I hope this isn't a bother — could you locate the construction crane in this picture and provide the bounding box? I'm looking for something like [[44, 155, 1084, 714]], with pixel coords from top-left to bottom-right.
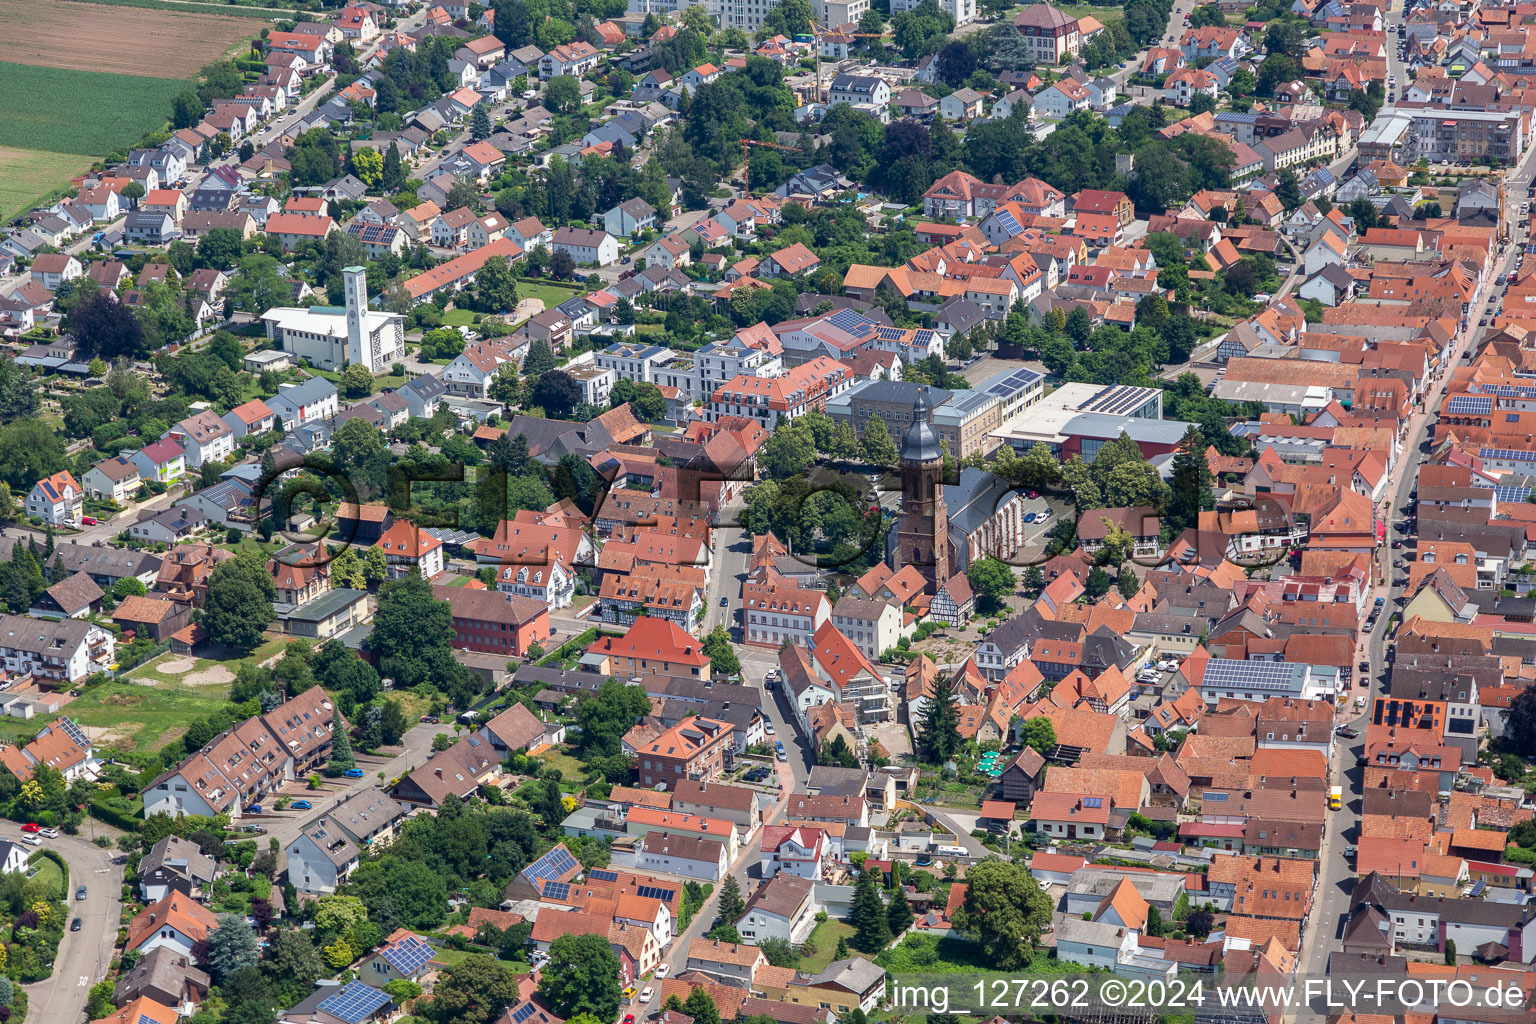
[[741, 138, 801, 197], [808, 18, 893, 103]]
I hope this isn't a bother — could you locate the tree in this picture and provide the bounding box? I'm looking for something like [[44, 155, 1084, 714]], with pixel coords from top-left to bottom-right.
[[430, 954, 521, 1024], [759, 937, 800, 968], [849, 869, 891, 952], [546, 75, 583, 114], [207, 913, 260, 983], [1145, 905, 1164, 937], [112, 577, 147, 600], [1186, 907, 1214, 940], [475, 255, 518, 312], [951, 859, 1053, 970], [834, 935, 851, 960], [717, 875, 746, 922], [966, 557, 1014, 613], [71, 291, 146, 360], [538, 933, 622, 1021], [339, 362, 374, 399], [887, 882, 914, 936], [1505, 686, 1536, 756], [530, 371, 581, 419], [202, 549, 276, 651], [329, 417, 391, 496], [327, 710, 354, 772], [549, 249, 577, 280], [382, 143, 406, 193], [85, 980, 115, 1020], [1084, 565, 1110, 599], [472, 103, 493, 140], [1021, 716, 1055, 756], [683, 988, 720, 1024], [919, 672, 961, 765], [172, 91, 203, 129], [701, 625, 739, 676], [364, 572, 468, 697], [198, 227, 246, 270], [860, 418, 897, 466], [819, 734, 859, 769], [1445, 938, 1457, 965], [1167, 425, 1214, 537], [352, 146, 384, 187]]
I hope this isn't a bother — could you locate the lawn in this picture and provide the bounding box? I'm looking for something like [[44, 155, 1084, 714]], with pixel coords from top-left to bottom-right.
[[0, 147, 92, 224], [535, 747, 590, 781], [801, 917, 860, 973], [441, 308, 479, 327], [26, 856, 63, 900], [519, 281, 582, 309], [0, 61, 188, 157], [51, 678, 235, 754]]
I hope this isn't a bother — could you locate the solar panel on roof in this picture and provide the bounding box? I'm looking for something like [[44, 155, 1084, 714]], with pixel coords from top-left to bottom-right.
[[382, 935, 435, 976], [590, 869, 619, 881], [1202, 658, 1299, 691], [826, 308, 871, 333], [636, 884, 677, 901], [526, 845, 578, 881], [513, 1003, 540, 1024], [1496, 485, 1535, 502], [1447, 395, 1493, 415], [542, 880, 571, 900], [1082, 797, 1103, 807], [318, 982, 391, 1024]]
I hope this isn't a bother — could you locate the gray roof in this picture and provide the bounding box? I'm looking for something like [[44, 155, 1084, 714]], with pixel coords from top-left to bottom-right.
[[118, 946, 210, 1004], [284, 588, 368, 624], [806, 765, 872, 798], [397, 374, 447, 401], [947, 467, 1022, 539], [804, 957, 886, 993], [327, 789, 405, 839], [141, 834, 218, 885], [900, 393, 942, 463], [268, 376, 339, 416], [50, 543, 161, 580], [298, 818, 360, 867]]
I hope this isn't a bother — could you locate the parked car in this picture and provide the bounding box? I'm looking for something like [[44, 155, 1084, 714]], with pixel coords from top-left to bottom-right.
[[76, 886, 86, 901], [19, 824, 39, 834], [18, 835, 40, 847], [247, 805, 262, 814], [656, 964, 670, 978], [291, 800, 313, 810], [39, 828, 58, 839], [765, 723, 775, 734], [71, 918, 81, 931], [640, 988, 654, 1004], [81, 516, 98, 526], [343, 768, 366, 778]]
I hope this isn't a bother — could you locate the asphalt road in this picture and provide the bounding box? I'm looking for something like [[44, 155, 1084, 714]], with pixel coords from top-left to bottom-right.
[[0, 826, 123, 1024], [1297, 121, 1536, 978]]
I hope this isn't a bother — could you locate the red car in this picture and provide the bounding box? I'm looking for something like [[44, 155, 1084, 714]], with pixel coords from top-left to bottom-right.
[[624, 1016, 635, 1023], [81, 516, 98, 526], [20, 824, 39, 834]]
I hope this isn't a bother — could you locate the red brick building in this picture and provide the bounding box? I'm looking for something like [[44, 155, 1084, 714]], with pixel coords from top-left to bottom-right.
[[431, 583, 550, 657]]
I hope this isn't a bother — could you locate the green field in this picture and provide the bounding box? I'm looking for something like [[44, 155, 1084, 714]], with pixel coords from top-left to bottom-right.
[[519, 281, 583, 309], [0, 61, 189, 156], [50, 0, 286, 17], [0, 147, 92, 224]]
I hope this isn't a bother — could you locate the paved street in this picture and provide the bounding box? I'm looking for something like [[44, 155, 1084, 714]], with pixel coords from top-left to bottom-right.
[[1298, 107, 1536, 976], [0, 826, 124, 1024], [252, 720, 446, 849]]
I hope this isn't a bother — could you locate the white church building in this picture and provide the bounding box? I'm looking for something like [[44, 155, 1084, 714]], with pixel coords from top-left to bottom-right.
[[260, 266, 405, 373]]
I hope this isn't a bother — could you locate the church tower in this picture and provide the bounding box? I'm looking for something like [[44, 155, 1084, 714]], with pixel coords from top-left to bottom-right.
[[895, 393, 949, 594]]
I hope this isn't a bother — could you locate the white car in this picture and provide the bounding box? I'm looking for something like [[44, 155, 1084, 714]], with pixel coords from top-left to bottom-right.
[[765, 723, 775, 735], [655, 964, 670, 979], [17, 835, 39, 847], [38, 828, 58, 839], [639, 988, 654, 1003]]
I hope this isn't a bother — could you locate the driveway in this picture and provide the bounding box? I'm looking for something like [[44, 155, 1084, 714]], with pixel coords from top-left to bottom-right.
[[0, 826, 123, 1024]]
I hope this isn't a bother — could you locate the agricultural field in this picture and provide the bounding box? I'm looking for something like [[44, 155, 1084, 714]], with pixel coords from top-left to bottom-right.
[[0, 147, 92, 224], [0, 63, 189, 157], [0, 0, 257, 220], [0, 0, 256, 76]]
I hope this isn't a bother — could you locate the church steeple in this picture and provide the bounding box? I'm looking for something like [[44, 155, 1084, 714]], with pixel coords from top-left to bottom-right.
[[895, 392, 949, 594]]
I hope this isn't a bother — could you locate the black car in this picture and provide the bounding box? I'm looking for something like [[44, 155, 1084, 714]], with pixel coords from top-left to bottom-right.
[[70, 918, 81, 932], [720, 597, 729, 607]]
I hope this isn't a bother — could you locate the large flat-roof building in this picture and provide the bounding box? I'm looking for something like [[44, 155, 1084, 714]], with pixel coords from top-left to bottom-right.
[[991, 382, 1180, 460]]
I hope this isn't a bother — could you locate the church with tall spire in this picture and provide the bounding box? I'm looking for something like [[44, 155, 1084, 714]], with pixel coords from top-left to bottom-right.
[[894, 394, 949, 594]]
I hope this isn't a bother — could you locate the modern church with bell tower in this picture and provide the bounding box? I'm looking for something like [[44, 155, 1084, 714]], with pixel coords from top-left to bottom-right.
[[895, 394, 950, 594]]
